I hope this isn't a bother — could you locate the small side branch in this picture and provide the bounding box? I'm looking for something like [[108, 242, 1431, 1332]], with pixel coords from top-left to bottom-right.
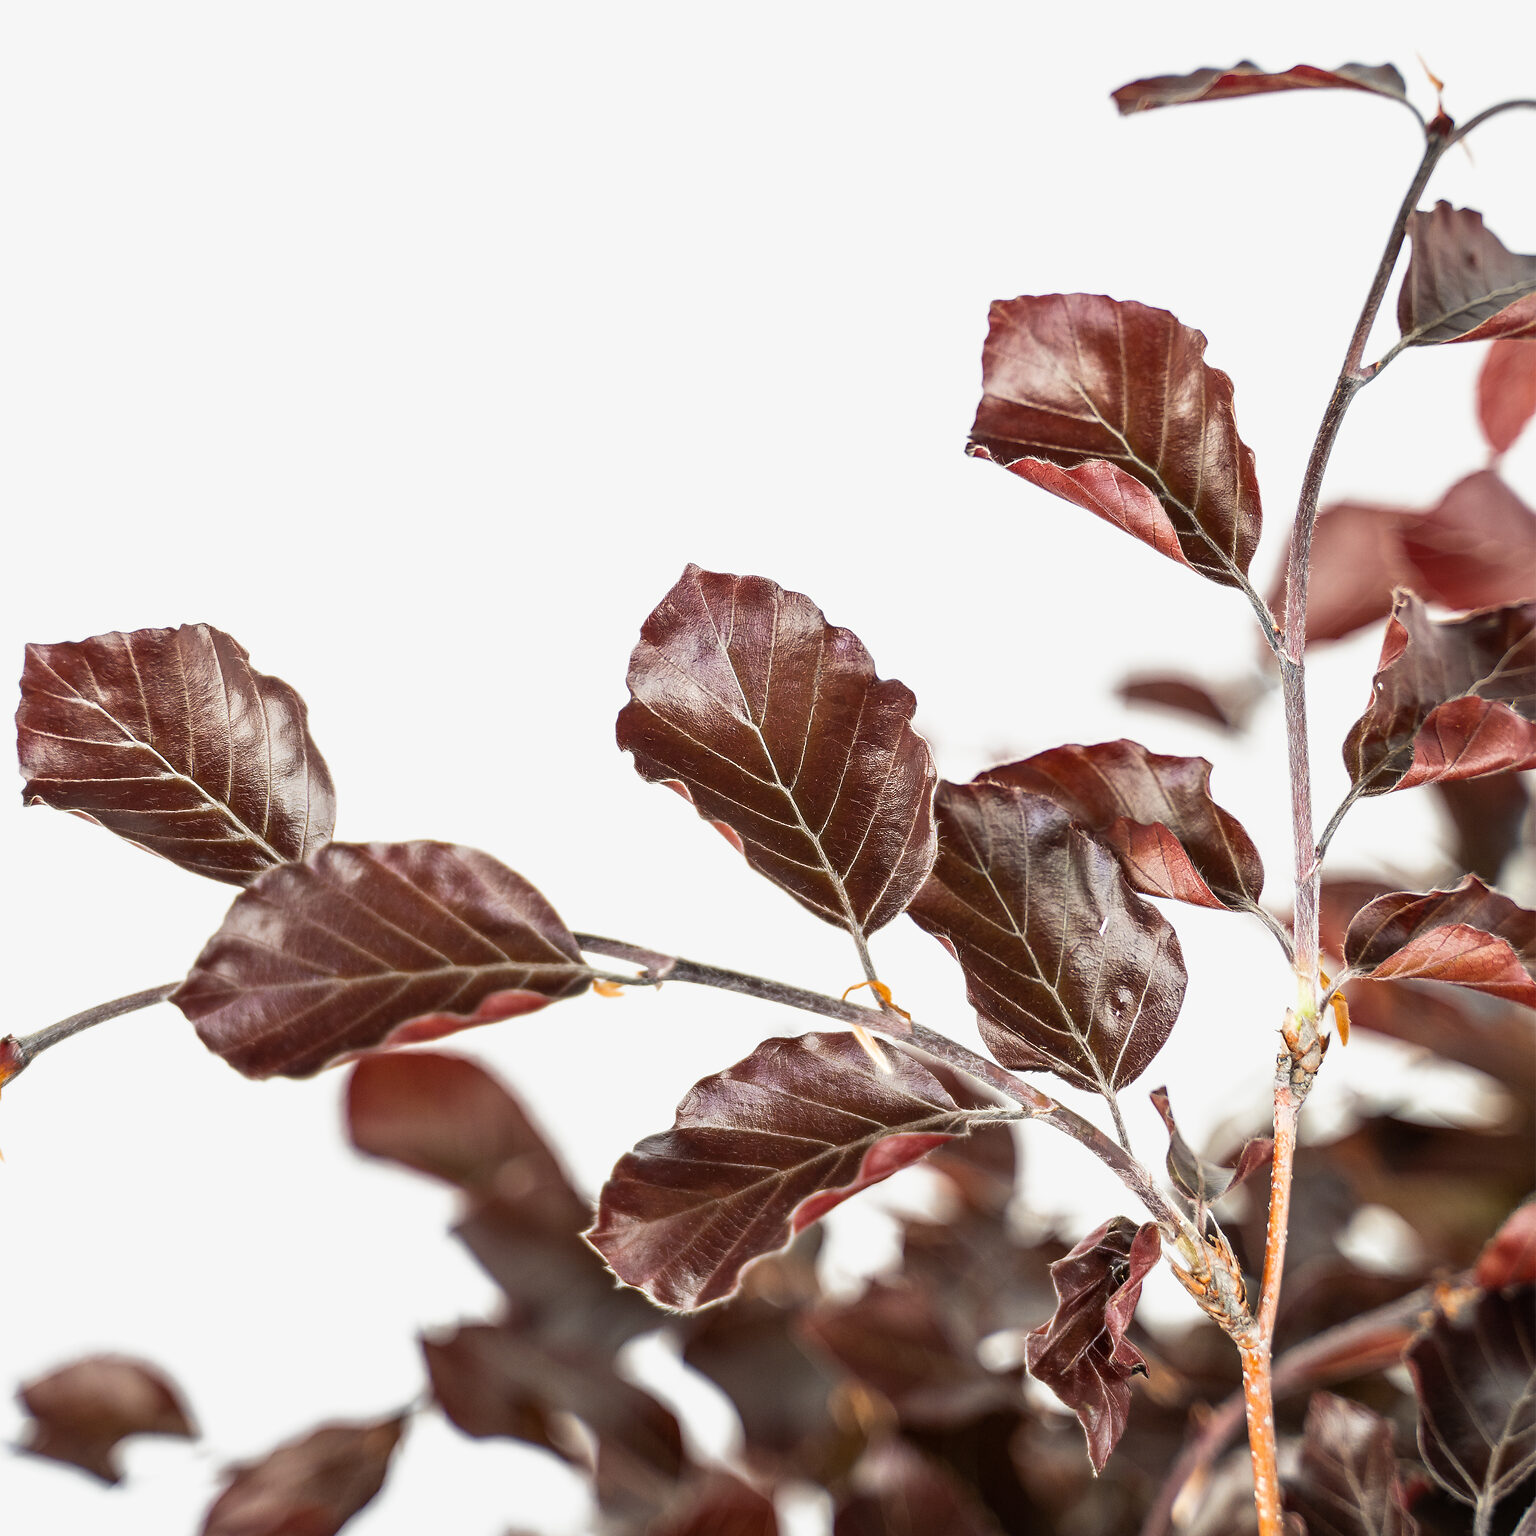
[[3, 984, 180, 1081]]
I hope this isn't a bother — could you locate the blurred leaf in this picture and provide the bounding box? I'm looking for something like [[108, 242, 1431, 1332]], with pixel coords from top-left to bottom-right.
[[1401, 473, 1536, 614], [1286, 1393, 1418, 1536], [1408, 1288, 1536, 1518], [17, 624, 335, 886], [1116, 675, 1249, 731], [1397, 205, 1536, 346], [909, 781, 1186, 1097], [1435, 770, 1531, 885], [589, 1033, 999, 1310], [1476, 1202, 1536, 1291], [201, 1417, 403, 1536], [967, 294, 1262, 588], [617, 565, 936, 940], [835, 1438, 1006, 1535], [1024, 1217, 1161, 1473], [1113, 61, 1408, 113], [172, 841, 592, 1078], [1479, 341, 1536, 457], [1343, 594, 1536, 796], [1343, 876, 1536, 1006], [978, 740, 1263, 910], [17, 1356, 195, 1484], [1285, 500, 1415, 644], [1149, 1086, 1272, 1205], [647, 1471, 780, 1536]]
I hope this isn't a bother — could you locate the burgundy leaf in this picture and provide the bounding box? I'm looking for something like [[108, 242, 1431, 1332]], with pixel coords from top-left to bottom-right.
[[200, 1416, 404, 1536], [1407, 1288, 1536, 1517], [17, 624, 335, 886], [618, 565, 936, 939], [1437, 770, 1533, 884], [346, 1052, 587, 1229], [1113, 62, 1408, 114], [1397, 204, 1536, 346], [1343, 876, 1536, 1006], [650, 1471, 780, 1536], [1477, 1203, 1536, 1292], [1401, 473, 1536, 614], [1319, 878, 1398, 961], [1285, 500, 1415, 643], [967, 294, 1262, 588], [908, 781, 1186, 1097], [1286, 1393, 1418, 1536], [587, 1032, 999, 1310], [17, 1356, 195, 1484], [1343, 594, 1536, 796], [173, 841, 592, 1079], [1023, 1217, 1162, 1473], [1149, 1086, 1272, 1205], [1479, 341, 1536, 457], [977, 740, 1263, 911], [834, 1439, 1006, 1536], [1116, 674, 1247, 731]]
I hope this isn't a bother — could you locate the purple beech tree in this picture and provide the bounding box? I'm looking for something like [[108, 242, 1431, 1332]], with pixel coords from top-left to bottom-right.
[[5, 59, 1536, 1536]]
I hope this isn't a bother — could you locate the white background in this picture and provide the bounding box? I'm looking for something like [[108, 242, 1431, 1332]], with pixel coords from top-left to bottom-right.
[[1, 3, 1531, 1532]]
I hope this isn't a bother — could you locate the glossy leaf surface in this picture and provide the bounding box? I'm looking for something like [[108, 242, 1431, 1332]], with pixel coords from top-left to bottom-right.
[[618, 565, 936, 938], [1479, 340, 1536, 456], [1408, 1288, 1536, 1515], [17, 624, 335, 885], [978, 740, 1263, 910], [200, 1417, 404, 1536], [909, 781, 1186, 1097], [1112, 61, 1407, 114], [1149, 1086, 1271, 1205], [1287, 1393, 1418, 1536], [1343, 877, 1536, 1006], [968, 294, 1261, 587], [17, 1356, 195, 1484], [588, 1032, 995, 1310], [1343, 594, 1536, 796], [173, 840, 592, 1078], [1023, 1217, 1161, 1473], [1397, 205, 1536, 345]]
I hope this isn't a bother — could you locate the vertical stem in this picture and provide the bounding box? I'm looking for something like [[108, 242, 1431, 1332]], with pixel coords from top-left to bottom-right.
[[1240, 1341, 1284, 1536]]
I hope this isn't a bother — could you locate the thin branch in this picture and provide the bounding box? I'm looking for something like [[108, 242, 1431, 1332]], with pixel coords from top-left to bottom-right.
[[1314, 783, 1365, 869], [1247, 902, 1297, 962], [3, 984, 179, 1079], [1449, 98, 1536, 145]]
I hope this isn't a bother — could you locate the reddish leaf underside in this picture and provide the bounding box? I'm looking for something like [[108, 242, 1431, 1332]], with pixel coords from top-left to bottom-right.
[[17, 1356, 195, 1484], [1397, 204, 1536, 346], [1112, 61, 1408, 114], [1286, 1393, 1418, 1536], [1343, 876, 1536, 1007], [172, 840, 592, 1078], [977, 740, 1263, 910], [618, 565, 937, 939], [17, 623, 335, 886], [1479, 340, 1536, 456], [200, 1417, 404, 1536], [1343, 593, 1536, 796], [587, 1032, 996, 1310], [908, 781, 1186, 1098], [967, 294, 1261, 588], [1023, 1217, 1161, 1473]]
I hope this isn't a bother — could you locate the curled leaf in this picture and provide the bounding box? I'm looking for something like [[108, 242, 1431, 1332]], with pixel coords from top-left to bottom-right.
[[17, 624, 335, 886], [968, 294, 1262, 588], [1113, 62, 1408, 114], [1024, 1217, 1162, 1473], [618, 565, 937, 939], [1149, 1086, 1272, 1204], [1397, 204, 1536, 346], [588, 1032, 1000, 1310], [173, 841, 593, 1078], [908, 781, 1186, 1098], [1343, 876, 1536, 1007]]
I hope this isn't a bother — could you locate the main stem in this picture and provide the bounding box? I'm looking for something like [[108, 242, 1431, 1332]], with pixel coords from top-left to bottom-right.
[[1246, 123, 1451, 1536]]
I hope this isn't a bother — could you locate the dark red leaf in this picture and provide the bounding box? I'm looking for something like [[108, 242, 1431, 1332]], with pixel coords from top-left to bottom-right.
[[345, 1052, 585, 1228], [1407, 1288, 1536, 1517], [977, 740, 1263, 911], [1343, 594, 1536, 796], [650, 1471, 780, 1536], [1479, 341, 1536, 457], [967, 294, 1262, 588], [200, 1416, 404, 1536], [1397, 204, 1536, 346], [1286, 500, 1415, 643], [1435, 771, 1532, 883], [172, 840, 593, 1079], [1286, 1393, 1418, 1536], [908, 781, 1186, 1098], [618, 566, 937, 940], [1113, 62, 1408, 114], [1116, 675, 1247, 731], [1149, 1086, 1272, 1205], [1319, 879, 1397, 960], [1477, 1202, 1536, 1292], [1401, 472, 1536, 613], [17, 1356, 195, 1484], [1343, 876, 1536, 1006], [1023, 1217, 1161, 1473], [588, 1032, 1000, 1310], [17, 624, 335, 886], [834, 1439, 1006, 1536]]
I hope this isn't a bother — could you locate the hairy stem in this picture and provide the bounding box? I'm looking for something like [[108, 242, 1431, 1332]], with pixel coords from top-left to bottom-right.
[[2, 984, 179, 1080]]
